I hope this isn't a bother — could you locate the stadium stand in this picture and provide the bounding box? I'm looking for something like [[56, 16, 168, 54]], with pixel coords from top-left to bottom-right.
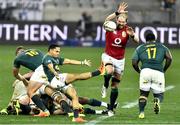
[[42, 0, 178, 24], [0, 0, 179, 24]]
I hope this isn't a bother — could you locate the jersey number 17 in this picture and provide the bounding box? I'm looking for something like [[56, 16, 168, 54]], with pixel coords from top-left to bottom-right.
[[146, 47, 157, 59]]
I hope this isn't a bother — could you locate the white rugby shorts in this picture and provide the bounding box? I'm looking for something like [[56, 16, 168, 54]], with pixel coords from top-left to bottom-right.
[[139, 68, 165, 94], [30, 65, 48, 84], [50, 73, 72, 92], [101, 53, 125, 75]]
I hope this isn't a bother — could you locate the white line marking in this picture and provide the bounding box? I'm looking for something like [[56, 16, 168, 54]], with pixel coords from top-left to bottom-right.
[[85, 85, 175, 125], [121, 100, 138, 109], [165, 85, 175, 91], [85, 116, 111, 125], [121, 85, 175, 109]]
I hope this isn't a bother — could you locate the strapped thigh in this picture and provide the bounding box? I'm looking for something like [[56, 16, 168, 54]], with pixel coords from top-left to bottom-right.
[[105, 63, 113, 66]]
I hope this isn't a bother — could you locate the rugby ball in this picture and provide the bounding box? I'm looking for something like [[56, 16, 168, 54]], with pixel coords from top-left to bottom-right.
[[103, 21, 116, 32]]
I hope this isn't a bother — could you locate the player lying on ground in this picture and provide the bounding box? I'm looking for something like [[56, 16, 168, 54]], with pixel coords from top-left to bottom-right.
[[0, 80, 114, 116], [13, 46, 72, 117]]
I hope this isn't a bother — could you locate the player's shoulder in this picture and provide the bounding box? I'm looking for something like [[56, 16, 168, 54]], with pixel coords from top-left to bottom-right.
[[43, 54, 54, 61], [26, 49, 43, 53], [156, 42, 169, 50], [43, 54, 50, 59], [15, 50, 26, 59], [42, 55, 53, 64], [136, 43, 145, 50]]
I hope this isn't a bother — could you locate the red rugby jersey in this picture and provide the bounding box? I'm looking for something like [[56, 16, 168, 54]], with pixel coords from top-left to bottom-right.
[[105, 25, 129, 59]]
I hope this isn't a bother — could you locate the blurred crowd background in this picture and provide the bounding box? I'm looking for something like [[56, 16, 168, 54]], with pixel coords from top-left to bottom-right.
[[0, 0, 179, 46], [0, 0, 178, 24]]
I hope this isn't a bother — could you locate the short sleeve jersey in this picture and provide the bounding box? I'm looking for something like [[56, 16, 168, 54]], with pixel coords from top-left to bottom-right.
[[105, 25, 129, 59], [13, 49, 44, 71], [42, 54, 64, 82], [132, 42, 170, 72]]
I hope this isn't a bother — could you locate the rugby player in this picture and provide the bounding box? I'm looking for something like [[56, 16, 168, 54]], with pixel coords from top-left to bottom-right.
[[42, 44, 104, 122], [132, 32, 172, 119], [13, 46, 71, 117], [101, 2, 139, 116]]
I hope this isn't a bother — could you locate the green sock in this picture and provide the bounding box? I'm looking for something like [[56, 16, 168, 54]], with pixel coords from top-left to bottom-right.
[[109, 88, 118, 110], [139, 98, 147, 113]]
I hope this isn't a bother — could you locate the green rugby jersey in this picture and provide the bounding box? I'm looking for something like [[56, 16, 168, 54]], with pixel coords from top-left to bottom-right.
[[132, 42, 170, 72], [42, 54, 64, 82], [13, 49, 44, 71]]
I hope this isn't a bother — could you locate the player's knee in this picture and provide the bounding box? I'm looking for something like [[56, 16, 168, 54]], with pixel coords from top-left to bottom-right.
[[111, 87, 118, 93], [78, 97, 89, 105], [27, 86, 38, 98], [140, 90, 149, 97], [112, 77, 120, 83], [111, 77, 120, 87], [19, 95, 30, 105], [51, 91, 63, 103], [66, 87, 78, 99], [27, 90, 33, 98], [154, 93, 163, 103], [105, 63, 114, 74], [106, 68, 114, 75], [106, 69, 113, 75], [139, 96, 147, 102]]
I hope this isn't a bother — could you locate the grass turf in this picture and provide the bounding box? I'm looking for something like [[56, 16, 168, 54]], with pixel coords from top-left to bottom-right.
[[0, 45, 179, 124]]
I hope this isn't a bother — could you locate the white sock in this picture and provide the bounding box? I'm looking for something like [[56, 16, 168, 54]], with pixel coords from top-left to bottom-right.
[[95, 110, 103, 114], [101, 102, 108, 107]]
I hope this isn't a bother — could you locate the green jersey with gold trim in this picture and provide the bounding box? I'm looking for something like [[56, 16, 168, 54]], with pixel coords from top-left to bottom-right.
[[14, 49, 44, 71], [132, 42, 170, 72], [42, 54, 64, 82]]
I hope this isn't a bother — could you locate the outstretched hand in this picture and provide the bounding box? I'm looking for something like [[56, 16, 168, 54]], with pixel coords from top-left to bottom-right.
[[117, 2, 128, 13], [82, 59, 91, 67], [126, 26, 135, 36]]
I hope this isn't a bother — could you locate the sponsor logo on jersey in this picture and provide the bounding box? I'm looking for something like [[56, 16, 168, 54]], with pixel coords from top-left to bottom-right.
[[122, 31, 126, 37], [112, 38, 122, 47]]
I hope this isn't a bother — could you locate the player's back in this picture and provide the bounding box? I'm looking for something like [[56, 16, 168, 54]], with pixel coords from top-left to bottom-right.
[[14, 49, 44, 71], [137, 42, 168, 72], [11, 80, 27, 101]]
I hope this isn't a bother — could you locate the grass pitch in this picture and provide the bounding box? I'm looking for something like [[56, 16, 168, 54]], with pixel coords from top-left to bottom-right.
[[0, 45, 179, 124]]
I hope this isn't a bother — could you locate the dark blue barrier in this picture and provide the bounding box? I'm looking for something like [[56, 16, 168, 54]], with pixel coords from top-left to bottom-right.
[[0, 21, 180, 47]]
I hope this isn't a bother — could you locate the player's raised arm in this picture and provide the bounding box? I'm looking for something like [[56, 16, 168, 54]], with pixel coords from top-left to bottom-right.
[[105, 2, 128, 21]]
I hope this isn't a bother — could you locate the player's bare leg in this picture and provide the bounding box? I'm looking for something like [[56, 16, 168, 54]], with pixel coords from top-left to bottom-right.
[[65, 68, 103, 84], [44, 85, 72, 114], [27, 81, 50, 117], [27, 81, 43, 98], [65, 86, 86, 123]]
